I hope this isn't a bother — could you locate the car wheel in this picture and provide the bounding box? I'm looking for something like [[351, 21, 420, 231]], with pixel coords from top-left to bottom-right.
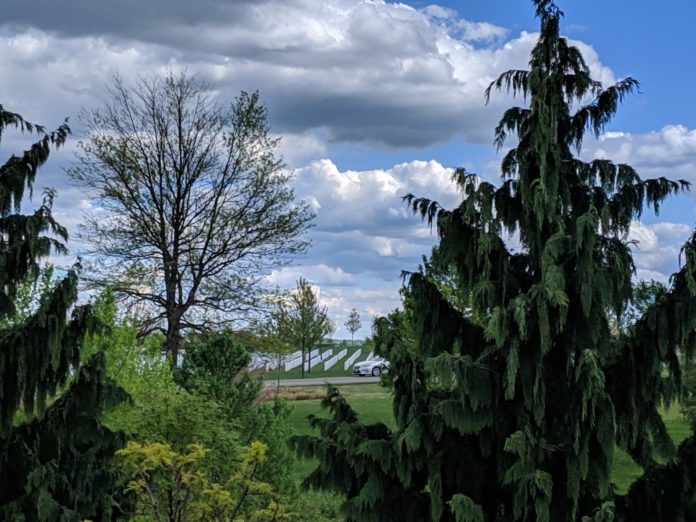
[[371, 367, 382, 377]]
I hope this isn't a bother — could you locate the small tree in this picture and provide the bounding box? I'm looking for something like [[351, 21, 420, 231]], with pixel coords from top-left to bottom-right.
[[71, 71, 314, 365], [326, 318, 337, 343], [276, 278, 333, 378], [261, 300, 300, 391], [0, 107, 125, 518], [344, 308, 362, 346], [118, 440, 290, 522], [174, 332, 262, 418]]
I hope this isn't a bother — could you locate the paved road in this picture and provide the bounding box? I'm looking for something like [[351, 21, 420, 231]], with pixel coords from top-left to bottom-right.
[[264, 376, 380, 387]]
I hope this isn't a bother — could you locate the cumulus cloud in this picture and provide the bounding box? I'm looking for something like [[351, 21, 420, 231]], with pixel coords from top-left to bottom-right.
[[588, 125, 696, 186], [266, 264, 356, 288], [0, 0, 615, 148], [628, 221, 693, 282], [292, 158, 460, 232], [0, 0, 651, 337], [274, 131, 327, 167]]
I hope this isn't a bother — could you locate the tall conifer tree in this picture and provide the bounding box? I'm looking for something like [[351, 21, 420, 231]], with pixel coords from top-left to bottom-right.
[[0, 107, 125, 520], [292, 2, 696, 520]]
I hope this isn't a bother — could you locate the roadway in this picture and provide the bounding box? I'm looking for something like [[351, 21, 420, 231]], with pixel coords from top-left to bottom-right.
[[264, 376, 380, 387]]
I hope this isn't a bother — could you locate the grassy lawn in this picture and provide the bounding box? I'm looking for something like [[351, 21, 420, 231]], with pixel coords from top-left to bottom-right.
[[612, 403, 691, 493], [287, 385, 692, 493]]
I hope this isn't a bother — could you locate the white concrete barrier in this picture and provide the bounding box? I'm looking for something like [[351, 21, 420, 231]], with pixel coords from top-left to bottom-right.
[[283, 350, 301, 362], [284, 356, 302, 371], [319, 349, 333, 360], [304, 355, 322, 371], [343, 349, 363, 371], [323, 348, 347, 371]]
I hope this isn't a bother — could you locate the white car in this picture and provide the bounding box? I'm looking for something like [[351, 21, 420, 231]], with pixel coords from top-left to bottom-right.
[[353, 357, 389, 377]]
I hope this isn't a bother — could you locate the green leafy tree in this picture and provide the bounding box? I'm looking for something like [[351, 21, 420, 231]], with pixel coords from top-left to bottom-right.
[[174, 331, 262, 418], [0, 264, 55, 328], [616, 279, 667, 331], [118, 440, 290, 521], [174, 329, 297, 496], [345, 308, 362, 346], [292, 2, 696, 520], [276, 278, 333, 378], [0, 107, 125, 519], [256, 307, 296, 391], [239, 399, 297, 497]]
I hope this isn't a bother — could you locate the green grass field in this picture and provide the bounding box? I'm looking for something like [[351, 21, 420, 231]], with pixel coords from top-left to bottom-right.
[[287, 384, 691, 493]]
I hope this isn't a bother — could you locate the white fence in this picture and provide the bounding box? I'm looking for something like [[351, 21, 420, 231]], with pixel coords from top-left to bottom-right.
[[319, 349, 333, 361], [343, 349, 363, 371], [323, 348, 347, 371]]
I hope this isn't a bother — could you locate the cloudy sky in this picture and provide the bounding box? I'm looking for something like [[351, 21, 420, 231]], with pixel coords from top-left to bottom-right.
[[2, 0, 696, 337]]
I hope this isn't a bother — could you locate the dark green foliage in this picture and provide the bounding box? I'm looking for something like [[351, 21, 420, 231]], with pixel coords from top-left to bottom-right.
[[0, 106, 125, 520], [292, 2, 696, 520], [683, 347, 696, 431], [0, 354, 127, 521], [175, 331, 262, 418]]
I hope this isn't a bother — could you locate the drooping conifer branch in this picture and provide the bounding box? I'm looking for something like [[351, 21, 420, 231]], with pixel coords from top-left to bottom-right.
[[0, 105, 125, 518], [292, 1, 696, 520]]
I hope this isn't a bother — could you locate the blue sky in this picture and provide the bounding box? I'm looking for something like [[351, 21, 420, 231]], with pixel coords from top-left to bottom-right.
[[2, 0, 695, 337]]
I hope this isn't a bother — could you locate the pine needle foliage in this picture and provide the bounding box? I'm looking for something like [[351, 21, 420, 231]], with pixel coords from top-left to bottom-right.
[[0, 106, 125, 520], [291, 2, 696, 520]]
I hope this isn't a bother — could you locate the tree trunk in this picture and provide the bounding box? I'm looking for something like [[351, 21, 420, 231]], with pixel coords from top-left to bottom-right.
[[301, 347, 305, 379], [277, 353, 281, 393], [165, 314, 182, 368]]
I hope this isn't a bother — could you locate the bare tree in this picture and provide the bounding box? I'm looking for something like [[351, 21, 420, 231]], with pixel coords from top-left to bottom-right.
[[344, 308, 362, 346], [70, 72, 313, 365]]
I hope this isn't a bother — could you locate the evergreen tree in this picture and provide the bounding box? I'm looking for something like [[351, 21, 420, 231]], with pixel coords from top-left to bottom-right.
[[174, 331, 262, 418], [0, 107, 125, 520], [292, 2, 696, 520]]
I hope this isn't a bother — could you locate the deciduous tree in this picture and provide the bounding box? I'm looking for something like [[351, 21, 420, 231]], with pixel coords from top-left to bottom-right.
[[71, 72, 313, 365], [276, 278, 333, 378], [345, 308, 362, 346]]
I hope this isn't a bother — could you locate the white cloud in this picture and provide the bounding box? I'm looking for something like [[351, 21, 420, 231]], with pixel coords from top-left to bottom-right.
[[274, 131, 327, 168], [628, 220, 693, 281], [266, 264, 356, 287], [589, 125, 696, 185], [0, 0, 616, 148], [293, 158, 459, 233]]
